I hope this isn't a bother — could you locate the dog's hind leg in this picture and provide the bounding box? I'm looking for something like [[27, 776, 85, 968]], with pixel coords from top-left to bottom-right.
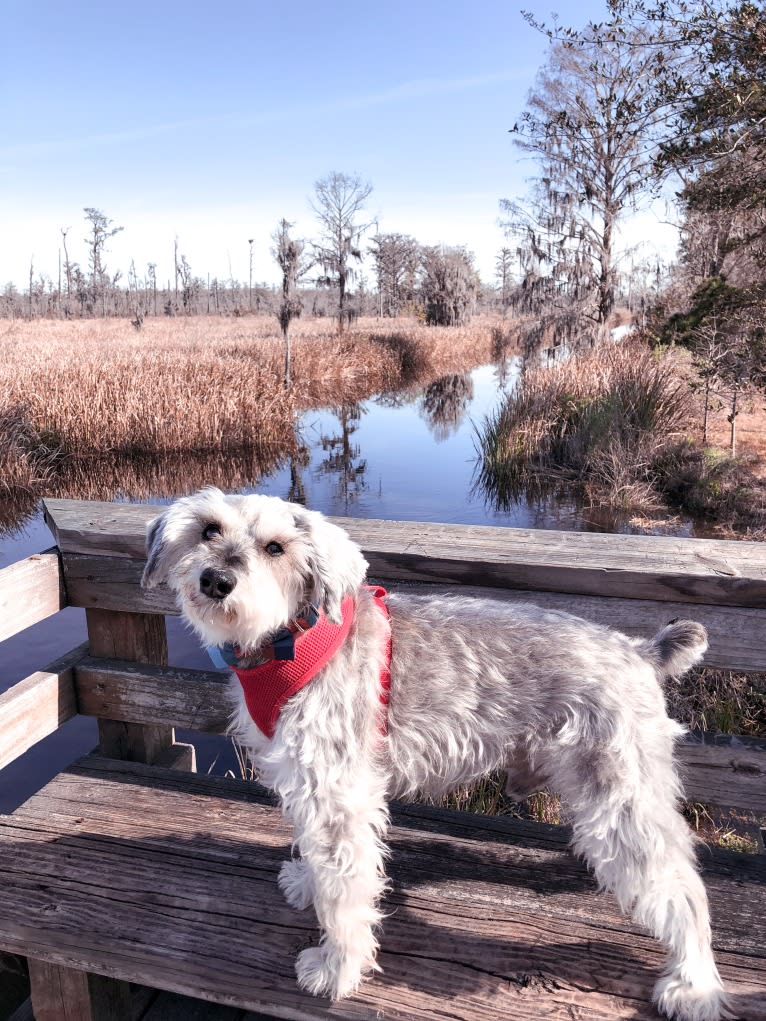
[[552, 729, 731, 1021], [287, 764, 390, 1000]]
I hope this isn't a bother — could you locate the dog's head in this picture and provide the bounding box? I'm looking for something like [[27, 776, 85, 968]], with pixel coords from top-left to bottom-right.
[[140, 487, 368, 650]]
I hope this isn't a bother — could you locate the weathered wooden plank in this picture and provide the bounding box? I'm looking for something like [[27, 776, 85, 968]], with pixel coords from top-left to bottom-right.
[[43, 500, 160, 560], [0, 757, 763, 1020], [71, 657, 765, 813], [14, 978, 155, 1021], [43, 498, 766, 608], [28, 959, 133, 1021], [154, 741, 197, 773], [28, 960, 90, 1021], [63, 557, 766, 671], [0, 645, 87, 771], [74, 659, 231, 732], [85, 610, 176, 767], [62, 555, 172, 614], [0, 549, 65, 643], [680, 735, 766, 814]]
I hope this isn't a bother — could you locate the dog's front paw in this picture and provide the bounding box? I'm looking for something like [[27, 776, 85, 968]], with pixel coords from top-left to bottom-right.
[[295, 946, 367, 1000], [278, 859, 313, 911]]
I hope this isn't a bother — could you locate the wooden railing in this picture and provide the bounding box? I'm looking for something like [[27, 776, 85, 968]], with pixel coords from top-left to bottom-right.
[[0, 497, 763, 819]]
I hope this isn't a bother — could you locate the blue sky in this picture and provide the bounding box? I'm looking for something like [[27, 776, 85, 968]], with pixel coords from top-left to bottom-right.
[[2, 0, 675, 290]]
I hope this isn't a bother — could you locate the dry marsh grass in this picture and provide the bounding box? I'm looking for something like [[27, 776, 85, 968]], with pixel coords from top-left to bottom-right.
[[475, 338, 766, 537], [0, 314, 500, 499], [476, 340, 691, 511]]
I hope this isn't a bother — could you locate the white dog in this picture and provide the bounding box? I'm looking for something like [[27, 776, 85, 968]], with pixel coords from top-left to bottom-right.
[[141, 487, 731, 1021]]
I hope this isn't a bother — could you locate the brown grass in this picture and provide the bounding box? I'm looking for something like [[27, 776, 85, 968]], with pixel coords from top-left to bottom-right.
[[0, 314, 500, 501], [666, 667, 766, 738], [476, 340, 692, 511]]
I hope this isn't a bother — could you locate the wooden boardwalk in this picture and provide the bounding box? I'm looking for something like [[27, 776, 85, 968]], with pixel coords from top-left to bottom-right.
[[2, 757, 765, 1020], [0, 498, 764, 1019]]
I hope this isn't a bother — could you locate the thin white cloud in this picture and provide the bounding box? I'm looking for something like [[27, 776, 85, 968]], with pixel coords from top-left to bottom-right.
[[328, 68, 535, 113], [0, 68, 533, 162]]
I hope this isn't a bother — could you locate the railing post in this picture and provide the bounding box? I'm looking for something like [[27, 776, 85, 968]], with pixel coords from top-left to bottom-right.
[[85, 608, 194, 770], [28, 959, 133, 1021]]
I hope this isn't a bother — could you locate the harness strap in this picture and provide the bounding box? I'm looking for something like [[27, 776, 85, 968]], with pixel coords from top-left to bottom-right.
[[214, 586, 391, 740]]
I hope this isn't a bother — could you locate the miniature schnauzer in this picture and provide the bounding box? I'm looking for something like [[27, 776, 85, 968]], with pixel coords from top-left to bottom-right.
[[141, 487, 731, 1021]]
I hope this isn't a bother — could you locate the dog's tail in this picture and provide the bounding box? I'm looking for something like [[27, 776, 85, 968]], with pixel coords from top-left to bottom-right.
[[641, 619, 708, 680]]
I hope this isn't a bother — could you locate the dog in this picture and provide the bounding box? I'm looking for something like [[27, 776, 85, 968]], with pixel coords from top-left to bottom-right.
[[141, 487, 731, 1021]]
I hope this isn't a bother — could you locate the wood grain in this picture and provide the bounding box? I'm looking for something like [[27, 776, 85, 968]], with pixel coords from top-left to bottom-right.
[[71, 656, 766, 813], [679, 736, 766, 814], [85, 609, 176, 766], [28, 958, 133, 1021], [43, 498, 766, 608], [74, 658, 231, 732], [0, 645, 86, 771], [1, 757, 763, 1021], [61, 557, 766, 672], [0, 550, 65, 643]]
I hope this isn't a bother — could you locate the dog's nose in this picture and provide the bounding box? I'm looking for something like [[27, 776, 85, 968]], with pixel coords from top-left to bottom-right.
[[199, 568, 237, 600]]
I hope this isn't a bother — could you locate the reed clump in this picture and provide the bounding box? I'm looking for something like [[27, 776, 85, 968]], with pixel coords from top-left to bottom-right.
[[0, 400, 58, 497], [476, 341, 692, 512]]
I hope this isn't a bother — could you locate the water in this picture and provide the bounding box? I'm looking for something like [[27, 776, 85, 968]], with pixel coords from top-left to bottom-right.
[[0, 358, 692, 809], [256, 363, 523, 523]]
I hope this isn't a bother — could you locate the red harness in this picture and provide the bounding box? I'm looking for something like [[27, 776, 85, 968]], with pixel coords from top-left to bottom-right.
[[231, 586, 391, 739]]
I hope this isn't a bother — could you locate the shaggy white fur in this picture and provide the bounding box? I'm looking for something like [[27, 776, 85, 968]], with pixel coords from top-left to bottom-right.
[[141, 487, 732, 1020]]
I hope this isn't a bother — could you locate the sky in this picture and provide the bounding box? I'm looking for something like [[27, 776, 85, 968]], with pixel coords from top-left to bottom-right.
[[1, 0, 678, 291]]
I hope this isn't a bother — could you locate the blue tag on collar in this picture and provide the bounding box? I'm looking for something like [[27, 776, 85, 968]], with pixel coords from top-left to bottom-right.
[[207, 605, 318, 668], [272, 629, 296, 661]]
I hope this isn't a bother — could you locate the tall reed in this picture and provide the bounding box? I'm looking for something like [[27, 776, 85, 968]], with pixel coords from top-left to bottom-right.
[[475, 341, 692, 511]]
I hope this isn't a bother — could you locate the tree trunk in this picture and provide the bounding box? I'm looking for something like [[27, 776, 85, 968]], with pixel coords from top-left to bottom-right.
[[283, 323, 291, 389], [338, 265, 347, 334], [729, 388, 738, 457], [598, 206, 615, 326], [703, 377, 710, 444]]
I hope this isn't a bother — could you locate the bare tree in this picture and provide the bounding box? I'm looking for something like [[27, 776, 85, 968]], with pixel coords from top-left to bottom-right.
[[60, 227, 72, 302], [311, 172, 373, 331], [83, 208, 124, 316], [175, 251, 199, 313], [147, 263, 157, 316], [272, 218, 312, 388], [500, 31, 660, 346], [368, 233, 420, 317], [670, 276, 766, 455]]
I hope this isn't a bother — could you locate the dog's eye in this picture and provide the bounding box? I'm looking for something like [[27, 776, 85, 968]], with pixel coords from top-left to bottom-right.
[[202, 523, 221, 541], [265, 541, 284, 556]]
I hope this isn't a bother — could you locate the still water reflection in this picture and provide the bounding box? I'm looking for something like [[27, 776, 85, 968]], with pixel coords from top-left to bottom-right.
[[0, 358, 691, 809]]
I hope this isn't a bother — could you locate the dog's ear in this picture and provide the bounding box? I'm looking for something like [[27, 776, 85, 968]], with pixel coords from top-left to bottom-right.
[[141, 511, 170, 589], [295, 509, 368, 623]]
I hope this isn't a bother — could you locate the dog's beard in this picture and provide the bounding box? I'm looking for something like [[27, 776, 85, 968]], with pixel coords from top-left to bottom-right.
[[175, 568, 304, 652]]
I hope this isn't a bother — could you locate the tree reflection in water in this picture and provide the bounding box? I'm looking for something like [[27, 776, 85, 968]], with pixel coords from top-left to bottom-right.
[[316, 404, 367, 512], [419, 373, 474, 442], [0, 443, 292, 538]]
